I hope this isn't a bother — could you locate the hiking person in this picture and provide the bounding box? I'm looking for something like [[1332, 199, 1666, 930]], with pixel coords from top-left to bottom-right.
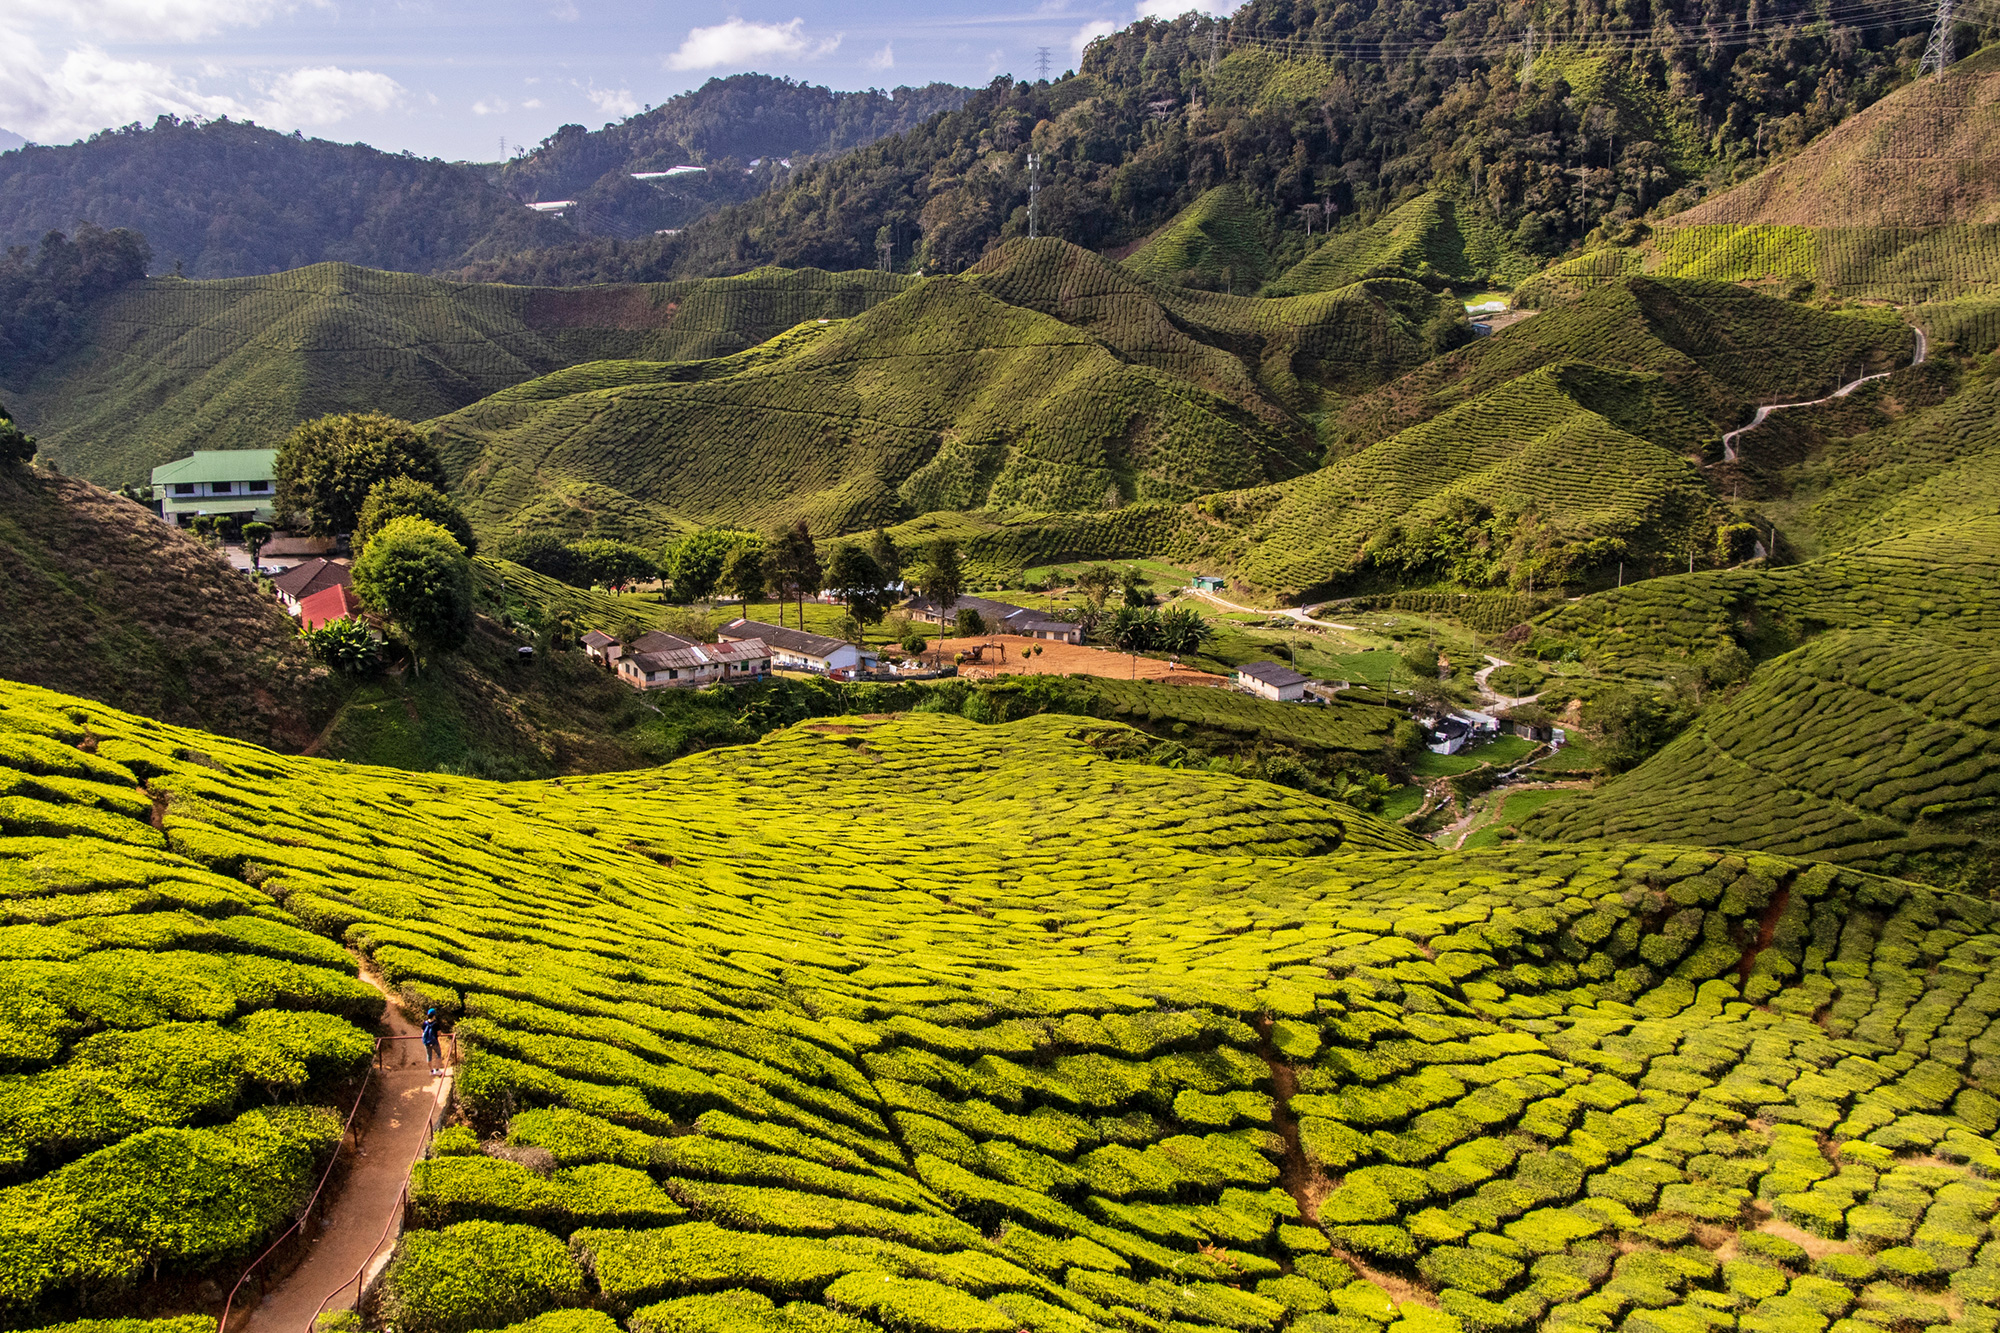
[[422, 1007, 443, 1074]]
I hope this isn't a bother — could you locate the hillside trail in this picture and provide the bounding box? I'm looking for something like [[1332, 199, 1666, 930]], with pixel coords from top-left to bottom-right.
[[234, 967, 450, 1333], [1471, 654, 1540, 711], [1721, 327, 1927, 461], [1186, 588, 1359, 631]]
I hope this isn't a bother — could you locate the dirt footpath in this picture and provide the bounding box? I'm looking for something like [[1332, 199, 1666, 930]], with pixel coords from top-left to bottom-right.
[[930, 635, 1226, 686]]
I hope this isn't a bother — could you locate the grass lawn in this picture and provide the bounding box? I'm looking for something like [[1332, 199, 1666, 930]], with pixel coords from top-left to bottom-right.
[[1532, 736, 1602, 772], [1379, 784, 1426, 821], [1460, 787, 1581, 848]]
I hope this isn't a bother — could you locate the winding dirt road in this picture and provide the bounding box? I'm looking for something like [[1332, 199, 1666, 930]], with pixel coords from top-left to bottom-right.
[[1722, 327, 1927, 462], [1185, 588, 1360, 631]]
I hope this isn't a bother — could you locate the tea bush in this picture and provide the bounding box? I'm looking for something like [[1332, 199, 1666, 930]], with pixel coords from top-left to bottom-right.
[[9, 676, 2000, 1333]]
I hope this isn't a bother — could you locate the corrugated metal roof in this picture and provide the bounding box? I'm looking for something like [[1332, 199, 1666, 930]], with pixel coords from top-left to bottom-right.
[[152, 449, 278, 486]]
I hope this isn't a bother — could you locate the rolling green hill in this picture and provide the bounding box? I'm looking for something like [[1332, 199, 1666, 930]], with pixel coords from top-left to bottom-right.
[[433, 240, 1451, 541], [4, 264, 912, 488], [1119, 186, 1272, 292], [1269, 193, 1539, 296], [10, 677, 2000, 1333]]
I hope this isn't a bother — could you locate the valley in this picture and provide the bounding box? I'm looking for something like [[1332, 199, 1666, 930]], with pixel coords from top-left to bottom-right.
[[1, 11, 1999, 1333]]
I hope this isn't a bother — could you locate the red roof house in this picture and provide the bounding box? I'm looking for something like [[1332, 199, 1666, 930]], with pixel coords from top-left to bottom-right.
[[298, 583, 365, 630]]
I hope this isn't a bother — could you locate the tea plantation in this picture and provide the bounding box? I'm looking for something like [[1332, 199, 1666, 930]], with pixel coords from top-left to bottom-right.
[[433, 240, 1449, 544], [9, 677, 2000, 1333], [6, 264, 912, 488]]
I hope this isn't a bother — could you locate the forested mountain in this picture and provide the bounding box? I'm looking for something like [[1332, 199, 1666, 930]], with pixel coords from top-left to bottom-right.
[[0, 118, 571, 279], [489, 75, 972, 242], [459, 0, 1982, 286]]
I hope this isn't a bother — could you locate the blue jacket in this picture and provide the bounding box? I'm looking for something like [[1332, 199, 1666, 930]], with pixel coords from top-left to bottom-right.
[[422, 1018, 439, 1045]]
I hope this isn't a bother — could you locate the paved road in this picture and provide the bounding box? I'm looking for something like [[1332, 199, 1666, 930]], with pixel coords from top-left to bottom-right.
[[236, 970, 450, 1333], [1722, 327, 1928, 462]]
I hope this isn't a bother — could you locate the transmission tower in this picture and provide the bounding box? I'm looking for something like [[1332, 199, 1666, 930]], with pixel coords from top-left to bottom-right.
[[1036, 47, 1052, 80], [1920, 0, 1957, 78], [1521, 22, 1536, 82], [1027, 154, 1041, 240]]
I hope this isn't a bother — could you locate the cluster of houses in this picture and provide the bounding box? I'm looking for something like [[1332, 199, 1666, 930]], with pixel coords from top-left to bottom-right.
[[904, 594, 1082, 643]]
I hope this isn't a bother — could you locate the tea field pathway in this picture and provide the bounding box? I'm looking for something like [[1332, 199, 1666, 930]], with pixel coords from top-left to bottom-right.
[[1722, 325, 1928, 461], [236, 969, 449, 1333], [1472, 653, 1539, 711]]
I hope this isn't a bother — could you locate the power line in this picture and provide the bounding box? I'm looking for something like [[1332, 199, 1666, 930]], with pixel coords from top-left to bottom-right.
[[1027, 153, 1041, 239], [1921, 0, 1959, 74]]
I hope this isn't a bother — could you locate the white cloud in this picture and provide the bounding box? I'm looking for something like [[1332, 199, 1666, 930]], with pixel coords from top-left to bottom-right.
[[14, 0, 309, 42], [864, 42, 894, 71], [471, 98, 508, 116], [523, 97, 544, 109], [664, 17, 838, 71], [549, 0, 579, 18], [1133, 0, 1235, 17], [586, 85, 639, 118], [0, 35, 247, 142], [257, 66, 402, 126], [1071, 19, 1115, 57]]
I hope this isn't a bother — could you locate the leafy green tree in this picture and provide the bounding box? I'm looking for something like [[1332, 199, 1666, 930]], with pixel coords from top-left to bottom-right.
[[1107, 605, 1160, 677], [241, 521, 273, 567], [357, 478, 477, 555], [912, 539, 963, 636], [1121, 568, 1149, 608], [299, 616, 378, 674], [866, 528, 903, 587], [496, 531, 585, 585], [0, 401, 34, 467], [352, 516, 474, 664], [769, 521, 823, 628], [954, 608, 987, 637], [1583, 689, 1688, 774], [570, 539, 657, 590], [276, 413, 445, 536], [1155, 605, 1213, 656], [665, 528, 755, 605], [1400, 643, 1441, 682], [722, 545, 768, 611], [826, 544, 891, 638], [901, 628, 928, 656]]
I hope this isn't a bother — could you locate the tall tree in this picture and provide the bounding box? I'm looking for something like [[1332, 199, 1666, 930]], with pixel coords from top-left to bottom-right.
[[1107, 606, 1160, 679], [770, 521, 822, 629], [351, 516, 474, 666], [913, 539, 963, 643], [0, 400, 35, 467], [241, 521, 273, 568], [866, 528, 903, 588], [722, 545, 768, 613], [825, 544, 890, 643], [665, 528, 754, 606], [1074, 565, 1119, 611], [276, 413, 445, 536]]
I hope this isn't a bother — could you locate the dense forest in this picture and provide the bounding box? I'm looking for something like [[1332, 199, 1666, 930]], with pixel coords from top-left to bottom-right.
[[456, 0, 1984, 285], [491, 75, 972, 241], [0, 224, 150, 375], [0, 118, 572, 279]]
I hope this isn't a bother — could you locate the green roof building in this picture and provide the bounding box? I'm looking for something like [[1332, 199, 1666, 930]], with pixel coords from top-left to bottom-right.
[[150, 450, 278, 526]]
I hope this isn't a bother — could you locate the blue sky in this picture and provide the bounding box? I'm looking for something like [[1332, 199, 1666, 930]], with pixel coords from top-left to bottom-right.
[[0, 0, 1230, 163]]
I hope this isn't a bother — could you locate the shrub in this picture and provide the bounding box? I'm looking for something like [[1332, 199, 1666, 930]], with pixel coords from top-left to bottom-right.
[[353, 516, 474, 657], [383, 1221, 584, 1333], [822, 1272, 1013, 1333]]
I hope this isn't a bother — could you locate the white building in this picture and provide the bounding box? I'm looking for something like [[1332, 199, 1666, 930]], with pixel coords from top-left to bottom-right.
[[717, 619, 875, 674], [150, 450, 278, 527], [617, 636, 771, 690], [1236, 661, 1311, 702]]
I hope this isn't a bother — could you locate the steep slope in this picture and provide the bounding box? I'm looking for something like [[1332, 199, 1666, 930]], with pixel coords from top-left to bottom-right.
[[530, 3, 1942, 285], [1520, 47, 2000, 305], [0, 118, 568, 279], [0, 465, 327, 747], [433, 240, 1449, 540], [1332, 277, 1916, 452], [4, 264, 912, 487], [1118, 185, 1272, 291], [11, 678, 2000, 1333]]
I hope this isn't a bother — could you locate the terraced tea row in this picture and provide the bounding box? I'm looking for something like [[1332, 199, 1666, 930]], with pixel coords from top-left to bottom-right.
[[6, 679, 2000, 1333], [1523, 627, 2000, 885]]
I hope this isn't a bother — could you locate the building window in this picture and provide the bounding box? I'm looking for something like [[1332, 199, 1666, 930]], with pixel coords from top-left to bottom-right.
[[172, 483, 197, 496], [247, 479, 271, 493], [209, 482, 233, 495]]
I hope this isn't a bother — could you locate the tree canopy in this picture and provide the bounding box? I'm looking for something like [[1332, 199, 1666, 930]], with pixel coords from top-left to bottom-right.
[[352, 516, 474, 659], [357, 477, 477, 556], [276, 413, 445, 537]]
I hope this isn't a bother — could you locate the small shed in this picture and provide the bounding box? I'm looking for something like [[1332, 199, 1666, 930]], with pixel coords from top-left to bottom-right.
[[581, 630, 620, 665], [1191, 575, 1225, 593], [1237, 661, 1311, 702]]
